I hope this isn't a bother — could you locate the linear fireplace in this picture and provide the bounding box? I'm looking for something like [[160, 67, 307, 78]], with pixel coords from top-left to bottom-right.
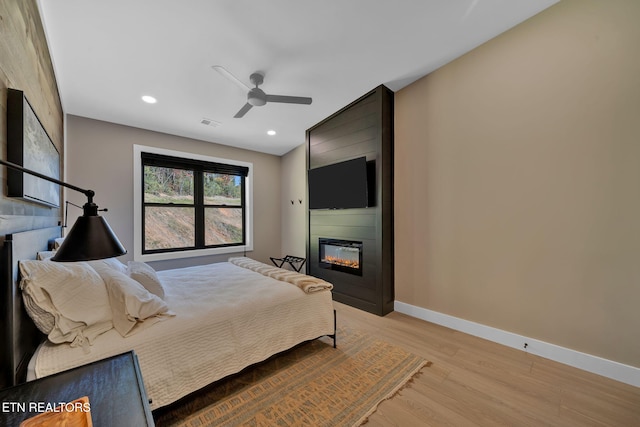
[[318, 238, 363, 276]]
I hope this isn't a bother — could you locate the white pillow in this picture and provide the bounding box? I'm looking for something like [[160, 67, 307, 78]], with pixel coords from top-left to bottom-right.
[[19, 260, 113, 348], [36, 250, 56, 260], [21, 287, 55, 335], [87, 257, 128, 275], [127, 261, 165, 299], [53, 237, 65, 249], [91, 263, 173, 337]]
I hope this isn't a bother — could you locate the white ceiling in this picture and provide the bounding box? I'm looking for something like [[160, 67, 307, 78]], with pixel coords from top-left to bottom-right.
[[37, 0, 558, 156]]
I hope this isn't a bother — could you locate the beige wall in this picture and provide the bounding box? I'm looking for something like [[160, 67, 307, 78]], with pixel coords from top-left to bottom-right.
[[280, 144, 307, 258], [395, 0, 640, 367], [65, 115, 281, 270]]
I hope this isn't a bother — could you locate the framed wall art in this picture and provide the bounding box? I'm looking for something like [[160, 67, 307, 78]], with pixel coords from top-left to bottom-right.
[[6, 88, 60, 208]]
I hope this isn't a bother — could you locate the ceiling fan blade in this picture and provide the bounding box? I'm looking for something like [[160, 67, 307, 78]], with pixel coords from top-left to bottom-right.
[[212, 66, 250, 91], [266, 94, 312, 105], [234, 102, 253, 118]]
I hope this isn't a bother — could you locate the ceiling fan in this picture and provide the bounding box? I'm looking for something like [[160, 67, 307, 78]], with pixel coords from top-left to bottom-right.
[[212, 66, 312, 118]]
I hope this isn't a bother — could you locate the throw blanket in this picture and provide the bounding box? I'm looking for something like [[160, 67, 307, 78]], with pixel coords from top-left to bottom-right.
[[229, 257, 333, 293]]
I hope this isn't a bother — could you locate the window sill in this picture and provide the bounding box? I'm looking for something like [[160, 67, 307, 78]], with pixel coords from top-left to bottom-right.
[[134, 244, 253, 262]]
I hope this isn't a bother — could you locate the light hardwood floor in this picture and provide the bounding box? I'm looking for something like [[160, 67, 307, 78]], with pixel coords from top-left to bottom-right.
[[334, 302, 640, 426]]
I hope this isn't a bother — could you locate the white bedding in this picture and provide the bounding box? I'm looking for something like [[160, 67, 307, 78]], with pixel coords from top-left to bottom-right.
[[29, 261, 334, 409]]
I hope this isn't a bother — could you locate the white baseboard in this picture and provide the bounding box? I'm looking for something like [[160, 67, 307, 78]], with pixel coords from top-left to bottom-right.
[[394, 301, 640, 388]]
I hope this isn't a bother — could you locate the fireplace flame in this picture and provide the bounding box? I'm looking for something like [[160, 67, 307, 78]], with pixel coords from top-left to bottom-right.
[[322, 255, 359, 269]]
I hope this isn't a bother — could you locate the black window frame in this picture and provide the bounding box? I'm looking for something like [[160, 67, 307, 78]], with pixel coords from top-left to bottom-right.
[[141, 152, 249, 255]]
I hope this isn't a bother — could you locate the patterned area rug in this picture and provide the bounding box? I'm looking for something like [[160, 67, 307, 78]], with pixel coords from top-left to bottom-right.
[[153, 327, 429, 427]]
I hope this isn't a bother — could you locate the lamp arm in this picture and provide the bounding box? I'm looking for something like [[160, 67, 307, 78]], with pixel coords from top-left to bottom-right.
[[0, 158, 95, 203], [1, 159, 126, 261]]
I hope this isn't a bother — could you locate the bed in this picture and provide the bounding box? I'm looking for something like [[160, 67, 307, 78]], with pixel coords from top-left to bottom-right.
[[1, 226, 336, 410]]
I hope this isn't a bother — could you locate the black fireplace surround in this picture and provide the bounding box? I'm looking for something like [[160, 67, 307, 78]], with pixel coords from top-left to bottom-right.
[[307, 85, 394, 316], [318, 238, 363, 276]]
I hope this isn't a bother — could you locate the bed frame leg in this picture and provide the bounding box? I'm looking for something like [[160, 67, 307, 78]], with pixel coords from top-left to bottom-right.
[[330, 309, 337, 348]]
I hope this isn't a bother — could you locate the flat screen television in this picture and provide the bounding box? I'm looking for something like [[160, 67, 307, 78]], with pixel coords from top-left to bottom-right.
[[308, 157, 369, 209]]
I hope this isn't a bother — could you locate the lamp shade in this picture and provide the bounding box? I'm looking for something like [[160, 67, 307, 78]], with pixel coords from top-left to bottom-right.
[[51, 215, 127, 262]]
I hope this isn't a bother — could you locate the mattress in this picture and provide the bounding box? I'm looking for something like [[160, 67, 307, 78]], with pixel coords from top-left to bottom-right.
[[29, 261, 335, 409]]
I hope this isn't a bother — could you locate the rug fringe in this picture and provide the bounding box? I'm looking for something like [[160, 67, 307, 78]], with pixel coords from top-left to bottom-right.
[[355, 360, 433, 426]]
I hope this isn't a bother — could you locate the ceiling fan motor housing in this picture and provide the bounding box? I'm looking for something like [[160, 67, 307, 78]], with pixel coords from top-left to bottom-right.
[[248, 88, 267, 106]]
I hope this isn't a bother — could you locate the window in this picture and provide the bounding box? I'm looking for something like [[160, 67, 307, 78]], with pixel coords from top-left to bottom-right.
[[133, 145, 253, 261]]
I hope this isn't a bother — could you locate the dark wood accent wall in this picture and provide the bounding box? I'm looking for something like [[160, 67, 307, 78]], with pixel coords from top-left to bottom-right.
[[0, 0, 63, 235], [307, 85, 394, 316]]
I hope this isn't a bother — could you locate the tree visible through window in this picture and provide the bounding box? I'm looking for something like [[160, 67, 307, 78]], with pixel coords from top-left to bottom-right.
[[141, 152, 248, 254], [203, 172, 243, 246]]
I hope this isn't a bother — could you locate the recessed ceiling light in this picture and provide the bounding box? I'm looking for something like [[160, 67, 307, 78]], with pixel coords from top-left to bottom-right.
[[267, 130, 276, 136], [141, 95, 157, 104]]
